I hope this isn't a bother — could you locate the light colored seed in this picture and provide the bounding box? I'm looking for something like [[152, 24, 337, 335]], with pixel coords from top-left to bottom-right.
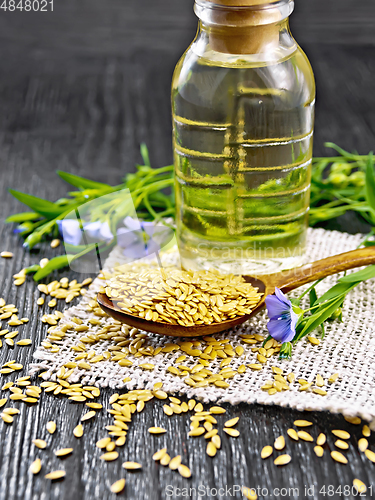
[[331, 451, 348, 464], [116, 436, 126, 447], [160, 453, 171, 466], [110, 479, 126, 494], [335, 440, 349, 450], [313, 388, 327, 396], [223, 428, 240, 438], [287, 429, 299, 441], [317, 433, 326, 446], [178, 464, 191, 478], [212, 435, 221, 449], [30, 458, 42, 474], [242, 486, 258, 500], [46, 421, 56, 434], [16, 339, 32, 346], [365, 449, 375, 463], [363, 425, 371, 437], [328, 373, 339, 383], [206, 441, 217, 457], [3, 408, 19, 415], [224, 417, 239, 428], [169, 456, 182, 470], [123, 461, 142, 470], [55, 448, 73, 457], [210, 406, 226, 414], [307, 336, 320, 345], [73, 425, 84, 438], [1, 251, 13, 258], [153, 447, 167, 461], [297, 431, 313, 442], [81, 411, 96, 422], [261, 446, 273, 459], [96, 437, 111, 449], [1, 413, 13, 424], [148, 427, 166, 434], [86, 403, 103, 410], [45, 470, 66, 480], [37, 298, 45, 306], [32, 439, 47, 449], [274, 436, 285, 451], [314, 446, 324, 457], [353, 479, 367, 494], [0, 398, 7, 408], [274, 454, 291, 466], [344, 416, 361, 425], [100, 452, 119, 461], [188, 427, 205, 437], [332, 430, 350, 440], [51, 239, 61, 249], [294, 420, 313, 427]]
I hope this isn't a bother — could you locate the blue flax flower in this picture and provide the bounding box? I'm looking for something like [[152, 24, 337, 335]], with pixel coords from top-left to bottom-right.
[[265, 287, 299, 343]]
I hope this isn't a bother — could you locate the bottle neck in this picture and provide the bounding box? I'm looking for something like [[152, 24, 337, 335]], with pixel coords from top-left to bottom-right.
[[194, 0, 294, 55]]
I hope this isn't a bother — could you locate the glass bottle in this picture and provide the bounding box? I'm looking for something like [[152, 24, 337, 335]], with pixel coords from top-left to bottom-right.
[[172, 0, 315, 275]]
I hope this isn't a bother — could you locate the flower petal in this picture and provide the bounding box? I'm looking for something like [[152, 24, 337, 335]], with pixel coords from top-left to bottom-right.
[[265, 294, 289, 320], [267, 316, 295, 343], [57, 219, 82, 246], [274, 287, 292, 308], [123, 216, 141, 231]]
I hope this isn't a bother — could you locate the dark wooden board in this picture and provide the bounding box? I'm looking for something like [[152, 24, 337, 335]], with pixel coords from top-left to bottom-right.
[[1, 1, 375, 499]]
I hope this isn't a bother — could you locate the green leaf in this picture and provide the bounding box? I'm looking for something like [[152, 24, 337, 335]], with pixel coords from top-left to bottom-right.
[[314, 282, 357, 305], [140, 143, 151, 167], [57, 171, 111, 190], [295, 296, 346, 341], [365, 153, 375, 213], [33, 255, 73, 281], [25, 264, 41, 275], [6, 212, 40, 223], [339, 265, 375, 283], [9, 190, 65, 218]]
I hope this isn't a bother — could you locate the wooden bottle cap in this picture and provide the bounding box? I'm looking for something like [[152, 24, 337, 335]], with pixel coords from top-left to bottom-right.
[[201, 0, 282, 54]]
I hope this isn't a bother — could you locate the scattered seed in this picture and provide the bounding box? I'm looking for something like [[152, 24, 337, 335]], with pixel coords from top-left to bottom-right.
[[242, 486, 258, 500], [365, 449, 375, 463], [100, 452, 119, 462], [96, 437, 111, 449], [358, 438, 368, 452], [274, 454, 291, 466], [316, 433, 326, 446], [294, 420, 313, 427], [110, 479, 126, 494], [314, 445, 324, 457], [160, 453, 171, 466], [210, 406, 226, 414], [331, 451, 348, 464], [328, 373, 339, 383], [148, 427, 166, 435], [1, 251, 13, 258], [178, 464, 191, 478], [188, 427, 205, 437], [153, 447, 167, 461], [206, 441, 217, 457], [1, 413, 13, 424], [307, 336, 320, 345], [169, 456, 182, 470], [274, 436, 285, 451], [45, 470, 66, 480], [46, 421, 56, 434], [223, 428, 240, 437], [32, 439, 47, 449], [344, 416, 361, 425], [81, 411, 96, 422], [55, 448, 73, 457], [30, 458, 42, 474], [332, 430, 350, 440], [51, 239, 61, 249], [353, 479, 367, 494], [261, 446, 273, 459], [287, 429, 299, 441], [297, 431, 314, 442], [123, 461, 142, 470], [363, 425, 371, 437], [224, 417, 239, 428], [335, 440, 349, 450], [73, 425, 84, 438]]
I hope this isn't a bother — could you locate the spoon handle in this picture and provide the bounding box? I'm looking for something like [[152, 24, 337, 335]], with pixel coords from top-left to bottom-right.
[[266, 246, 375, 293]]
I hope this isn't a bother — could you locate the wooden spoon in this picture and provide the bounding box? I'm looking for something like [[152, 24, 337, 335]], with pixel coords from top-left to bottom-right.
[[97, 247, 375, 337]]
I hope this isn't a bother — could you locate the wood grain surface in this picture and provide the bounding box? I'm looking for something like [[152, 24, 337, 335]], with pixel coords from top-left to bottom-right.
[[0, 1, 375, 499]]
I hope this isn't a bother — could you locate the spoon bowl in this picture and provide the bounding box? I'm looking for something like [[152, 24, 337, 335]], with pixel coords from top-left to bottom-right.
[[97, 247, 375, 337]]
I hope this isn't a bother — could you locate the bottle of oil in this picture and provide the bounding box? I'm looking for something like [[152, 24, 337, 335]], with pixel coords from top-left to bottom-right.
[[172, 0, 315, 275]]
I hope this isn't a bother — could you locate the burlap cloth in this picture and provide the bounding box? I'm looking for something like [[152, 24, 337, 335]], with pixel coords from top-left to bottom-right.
[[29, 228, 375, 422]]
